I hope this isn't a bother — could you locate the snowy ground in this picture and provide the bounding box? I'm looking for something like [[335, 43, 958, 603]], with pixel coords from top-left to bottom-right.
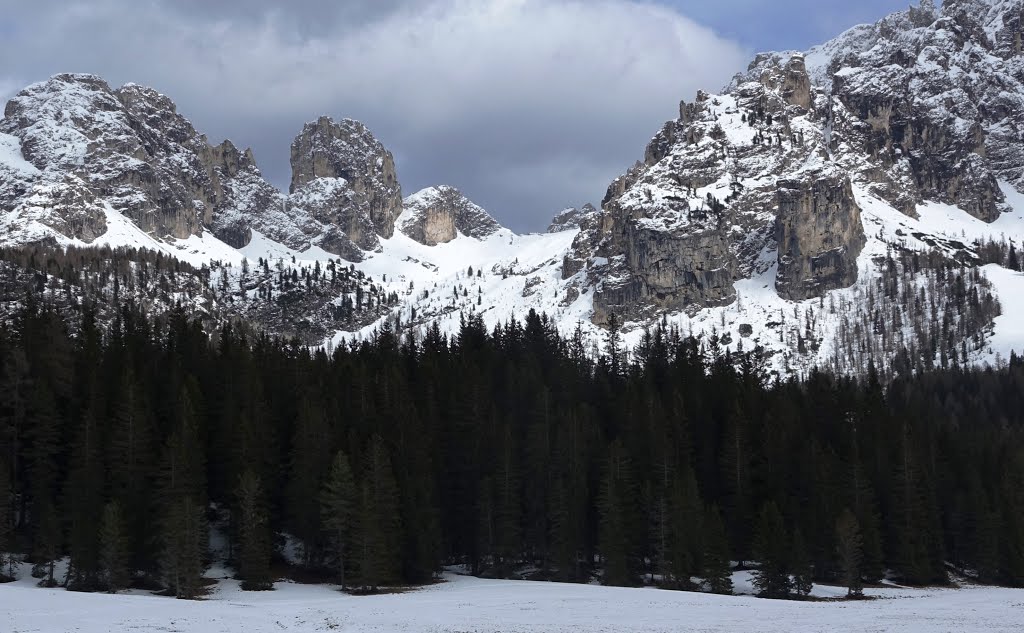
[[3, 566, 1023, 633]]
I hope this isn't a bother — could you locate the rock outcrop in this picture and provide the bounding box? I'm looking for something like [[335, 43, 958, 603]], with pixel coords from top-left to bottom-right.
[[569, 0, 1024, 327], [547, 203, 597, 233], [0, 73, 278, 245], [211, 117, 408, 260], [289, 116, 402, 240], [399, 186, 502, 245], [775, 173, 866, 300], [0, 79, 413, 262]]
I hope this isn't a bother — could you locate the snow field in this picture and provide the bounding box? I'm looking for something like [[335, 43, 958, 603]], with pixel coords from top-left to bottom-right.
[[3, 564, 1023, 633]]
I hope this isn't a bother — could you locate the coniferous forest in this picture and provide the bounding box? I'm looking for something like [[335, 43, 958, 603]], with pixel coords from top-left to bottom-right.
[[2, 297, 1024, 600]]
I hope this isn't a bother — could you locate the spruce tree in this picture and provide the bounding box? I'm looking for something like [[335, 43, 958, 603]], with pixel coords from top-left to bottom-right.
[[163, 495, 205, 599], [287, 394, 332, 566], [27, 383, 60, 586], [836, 508, 864, 597], [100, 501, 130, 592], [790, 527, 813, 598], [599, 440, 637, 586], [667, 466, 702, 589], [321, 451, 357, 589], [892, 431, 942, 585], [0, 458, 12, 581], [33, 500, 60, 587], [357, 436, 401, 590], [493, 422, 522, 573], [720, 404, 753, 566], [107, 366, 157, 574], [159, 384, 207, 599], [236, 470, 272, 590], [752, 502, 791, 599], [702, 505, 733, 595], [549, 414, 589, 583], [65, 408, 104, 590]]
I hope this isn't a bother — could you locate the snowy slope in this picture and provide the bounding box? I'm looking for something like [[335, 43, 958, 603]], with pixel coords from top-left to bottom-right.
[[3, 564, 1023, 633], [4, 2, 1024, 373]]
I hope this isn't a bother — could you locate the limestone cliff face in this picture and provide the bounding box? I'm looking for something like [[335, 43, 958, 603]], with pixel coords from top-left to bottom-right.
[[547, 203, 598, 233], [0, 78, 417, 262], [568, 0, 1024, 327], [0, 74, 278, 245], [591, 224, 736, 326], [399, 186, 502, 245], [795, 0, 1021, 221], [290, 117, 402, 239], [211, 116, 408, 260], [775, 173, 866, 300]]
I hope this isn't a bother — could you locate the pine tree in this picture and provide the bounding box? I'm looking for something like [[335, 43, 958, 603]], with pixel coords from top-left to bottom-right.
[[836, 508, 864, 597], [163, 495, 205, 599], [65, 408, 105, 590], [667, 466, 702, 589], [236, 470, 272, 590], [493, 422, 522, 573], [287, 394, 332, 566], [599, 440, 637, 586], [702, 505, 733, 595], [99, 501, 130, 592], [892, 428, 942, 585], [752, 502, 791, 599], [0, 458, 13, 581], [790, 527, 814, 598], [720, 403, 753, 565], [321, 451, 357, 589], [33, 500, 60, 587], [107, 366, 157, 574], [159, 384, 207, 599], [357, 436, 402, 590], [27, 383, 60, 586]]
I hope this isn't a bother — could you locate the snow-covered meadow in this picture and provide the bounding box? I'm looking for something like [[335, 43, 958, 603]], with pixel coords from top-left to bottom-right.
[[3, 565, 1023, 633]]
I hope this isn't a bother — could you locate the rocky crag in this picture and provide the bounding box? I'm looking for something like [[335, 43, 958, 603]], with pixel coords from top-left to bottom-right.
[[399, 185, 502, 246], [0, 75, 487, 262], [566, 0, 1024, 324], [2, 0, 1024, 376]]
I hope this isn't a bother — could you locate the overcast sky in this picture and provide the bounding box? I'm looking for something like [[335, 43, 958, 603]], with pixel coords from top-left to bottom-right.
[[0, 0, 916, 232]]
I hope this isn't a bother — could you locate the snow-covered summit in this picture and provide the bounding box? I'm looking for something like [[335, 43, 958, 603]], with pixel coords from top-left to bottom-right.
[[547, 204, 598, 233], [399, 185, 503, 246], [0, 73, 267, 245], [544, 0, 1024, 373], [5, 0, 1024, 377]]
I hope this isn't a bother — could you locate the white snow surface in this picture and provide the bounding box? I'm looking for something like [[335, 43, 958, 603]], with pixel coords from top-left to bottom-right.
[[0, 133, 40, 177], [3, 565, 1022, 633]]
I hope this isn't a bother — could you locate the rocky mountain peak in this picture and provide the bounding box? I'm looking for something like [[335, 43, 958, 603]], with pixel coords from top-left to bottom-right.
[[0, 73, 256, 242], [564, 0, 1024, 326], [547, 203, 598, 233], [0, 76, 422, 262], [399, 185, 502, 245], [289, 117, 401, 211], [281, 116, 404, 260]]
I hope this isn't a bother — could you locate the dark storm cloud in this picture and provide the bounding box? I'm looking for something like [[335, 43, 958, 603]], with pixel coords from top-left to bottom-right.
[[0, 1, 758, 231]]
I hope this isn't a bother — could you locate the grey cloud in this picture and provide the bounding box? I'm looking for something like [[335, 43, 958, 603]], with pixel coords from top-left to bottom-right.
[[0, 0, 749, 232]]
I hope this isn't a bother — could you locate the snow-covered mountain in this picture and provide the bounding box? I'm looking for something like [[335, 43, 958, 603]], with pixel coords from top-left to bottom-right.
[[3, 0, 1024, 376]]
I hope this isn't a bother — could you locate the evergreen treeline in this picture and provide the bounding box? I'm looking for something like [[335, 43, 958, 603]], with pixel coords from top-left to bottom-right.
[[0, 244, 397, 345], [2, 299, 1024, 599], [825, 249, 1001, 378]]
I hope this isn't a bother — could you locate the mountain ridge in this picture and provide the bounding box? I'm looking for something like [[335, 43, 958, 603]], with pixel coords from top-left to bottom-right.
[[2, 1, 1024, 377]]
